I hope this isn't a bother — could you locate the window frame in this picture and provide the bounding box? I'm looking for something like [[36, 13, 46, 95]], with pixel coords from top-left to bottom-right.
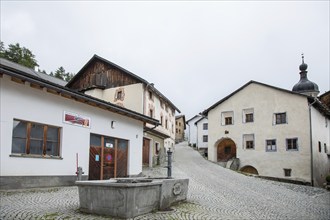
[[203, 123, 208, 130], [203, 135, 208, 142], [243, 108, 254, 123], [274, 112, 287, 125], [286, 138, 298, 151], [266, 139, 277, 152], [11, 119, 61, 158], [221, 111, 234, 126], [243, 134, 255, 150]]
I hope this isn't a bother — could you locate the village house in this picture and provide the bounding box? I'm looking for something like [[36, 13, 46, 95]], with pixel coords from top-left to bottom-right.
[[66, 55, 180, 167], [195, 116, 208, 150], [175, 115, 186, 143], [0, 58, 159, 190], [186, 115, 202, 147], [202, 58, 330, 187]]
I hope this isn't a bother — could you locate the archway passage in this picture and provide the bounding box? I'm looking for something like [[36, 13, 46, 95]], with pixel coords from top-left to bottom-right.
[[217, 138, 236, 162], [240, 166, 259, 175]]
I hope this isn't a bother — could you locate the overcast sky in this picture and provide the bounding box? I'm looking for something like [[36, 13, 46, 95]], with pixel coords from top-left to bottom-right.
[[1, 1, 329, 120]]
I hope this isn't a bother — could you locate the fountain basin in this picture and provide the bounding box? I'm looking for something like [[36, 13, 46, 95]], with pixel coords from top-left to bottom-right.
[[76, 177, 189, 218]]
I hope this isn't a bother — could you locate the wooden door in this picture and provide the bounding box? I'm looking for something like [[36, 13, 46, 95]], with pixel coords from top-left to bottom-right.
[[102, 141, 115, 179], [88, 146, 102, 180], [143, 138, 150, 165]]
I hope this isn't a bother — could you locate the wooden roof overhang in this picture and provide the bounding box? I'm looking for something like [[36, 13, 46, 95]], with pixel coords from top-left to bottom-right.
[[0, 66, 160, 126], [67, 55, 181, 113]]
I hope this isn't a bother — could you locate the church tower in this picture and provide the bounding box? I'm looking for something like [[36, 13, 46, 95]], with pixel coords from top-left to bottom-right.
[[292, 54, 319, 97]]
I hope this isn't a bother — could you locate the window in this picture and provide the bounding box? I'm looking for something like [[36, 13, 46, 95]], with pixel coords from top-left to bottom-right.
[[266, 139, 276, 152], [286, 138, 298, 151], [243, 134, 254, 149], [165, 119, 168, 129], [179, 122, 181, 126], [324, 143, 328, 154], [12, 119, 60, 157], [203, 135, 208, 142], [116, 91, 122, 100], [149, 91, 153, 100], [246, 141, 254, 149], [221, 111, 234, 125], [179, 129, 181, 133], [318, 141, 322, 153], [114, 88, 125, 101], [284, 168, 292, 177], [176, 121, 178, 125], [203, 123, 208, 130], [243, 108, 254, 123], [176, 128, 178, 133], [225, 117, 233, 125], [155, 142, 160, 155], [160, 116, 163, 125], [149, 109, 153, 118], [245, 114, 254, 123], [275, 112, 287, 124]]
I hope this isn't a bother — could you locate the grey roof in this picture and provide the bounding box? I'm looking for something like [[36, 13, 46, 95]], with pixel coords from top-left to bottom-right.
[[194, 116, 207, 125], [186, 115, 202, 124], [0, 58, 160, 126], [0, 58, 67, 86], [67, 54, 181, 113]]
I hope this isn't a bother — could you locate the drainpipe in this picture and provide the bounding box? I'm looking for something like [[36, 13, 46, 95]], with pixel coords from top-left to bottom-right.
[[309, 98, 317, 186]]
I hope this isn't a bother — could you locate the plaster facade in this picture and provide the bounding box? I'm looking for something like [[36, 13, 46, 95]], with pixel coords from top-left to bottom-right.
[[206, 82, 330, 186], [0, 74, 147, 188], [186, 115, 202, 147], [196, 117, 208, 149], [175, 115, 186, 143], [86, 83, 176, 155]]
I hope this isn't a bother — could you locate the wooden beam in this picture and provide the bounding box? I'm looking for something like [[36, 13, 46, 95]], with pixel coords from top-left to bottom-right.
[[30, 83, 43, 90], [11, 77, 25, 84]]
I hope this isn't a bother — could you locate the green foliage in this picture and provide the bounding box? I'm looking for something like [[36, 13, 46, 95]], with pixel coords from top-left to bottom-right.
[[53, 66, 75, 82], [0, 41, 38, 68], [1, 41, 75, 82], [326, 175, 330, 183]]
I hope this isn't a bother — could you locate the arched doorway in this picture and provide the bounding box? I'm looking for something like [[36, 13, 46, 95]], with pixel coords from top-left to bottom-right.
[[216, 138, 236, 162], [240, 166, 259, 175]]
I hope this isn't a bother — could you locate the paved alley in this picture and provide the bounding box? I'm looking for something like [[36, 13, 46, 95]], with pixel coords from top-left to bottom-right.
[[1, 142, 329, 219]]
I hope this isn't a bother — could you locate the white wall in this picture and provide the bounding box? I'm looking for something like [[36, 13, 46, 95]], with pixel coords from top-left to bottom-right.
[[196, 118, 208, 149], [310, 107, 330, 187], [0, 75, 144, 177], [187, 116, 202, 146], [208, 83, 312, 183]]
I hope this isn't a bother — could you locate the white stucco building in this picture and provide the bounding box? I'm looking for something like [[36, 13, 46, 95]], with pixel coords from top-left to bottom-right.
[[202, 59, 330, 187], [0, 58, 158, 189], [186, 115, 202, 147], [195, 117, 208, 149], [66, 55, 180, 167]]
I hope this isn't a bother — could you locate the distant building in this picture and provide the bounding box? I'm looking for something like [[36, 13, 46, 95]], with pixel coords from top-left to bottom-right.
[[0, 58, 158, 189], [186, 115, 202, 147], [202, 57, 330, 187], [195, 117, 208, 150], [175, 115, 186, 143], [66, 55, 180, 167]]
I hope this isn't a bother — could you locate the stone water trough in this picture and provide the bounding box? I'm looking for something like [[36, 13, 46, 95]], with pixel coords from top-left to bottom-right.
[[76, 177, 189, 218]]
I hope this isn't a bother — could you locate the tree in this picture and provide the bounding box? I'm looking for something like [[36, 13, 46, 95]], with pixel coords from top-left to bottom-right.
[[0, 42, 38, 68], [53, 66, 75, 82], [1, 41, 74, 82]]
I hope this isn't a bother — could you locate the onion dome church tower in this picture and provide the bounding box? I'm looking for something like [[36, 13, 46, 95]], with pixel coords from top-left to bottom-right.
[[292, 54, 319, 97]]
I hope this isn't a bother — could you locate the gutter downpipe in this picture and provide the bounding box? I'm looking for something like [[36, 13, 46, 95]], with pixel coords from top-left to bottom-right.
[[309, 98, 317, 187]]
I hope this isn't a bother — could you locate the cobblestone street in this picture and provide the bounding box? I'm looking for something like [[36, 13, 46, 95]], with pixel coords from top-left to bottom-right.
[[1, 142, 329, 219]]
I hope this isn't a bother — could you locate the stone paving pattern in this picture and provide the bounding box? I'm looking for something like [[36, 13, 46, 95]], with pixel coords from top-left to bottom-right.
[[1, 142, 329, 219]]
